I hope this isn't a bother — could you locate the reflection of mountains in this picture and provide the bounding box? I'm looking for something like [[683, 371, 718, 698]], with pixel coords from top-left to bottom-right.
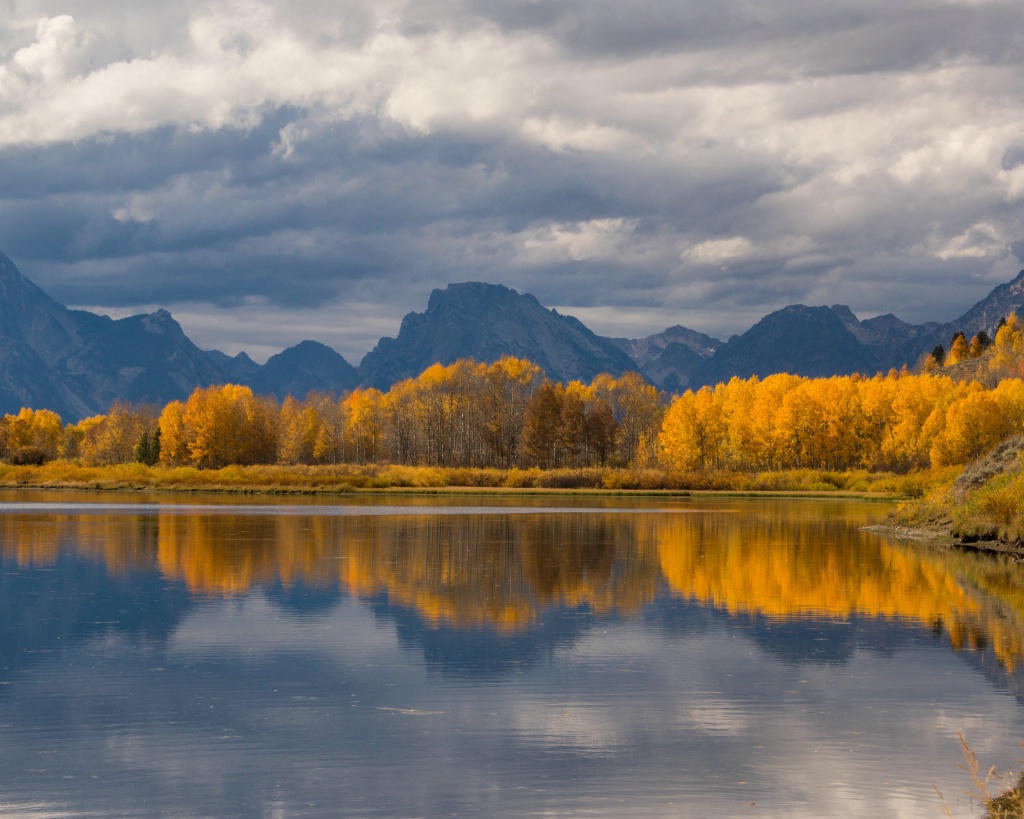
[[4, 505, 1024, 673], [0, 517, 190, 682]]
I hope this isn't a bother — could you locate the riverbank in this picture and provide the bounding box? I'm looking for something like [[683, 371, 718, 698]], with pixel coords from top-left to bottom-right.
[[884, 436, 1024, 555], [0, 460, 952, 497]]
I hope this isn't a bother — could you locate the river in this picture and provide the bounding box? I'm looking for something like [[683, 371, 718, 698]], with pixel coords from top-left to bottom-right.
[[0, 491, 1021, 817]]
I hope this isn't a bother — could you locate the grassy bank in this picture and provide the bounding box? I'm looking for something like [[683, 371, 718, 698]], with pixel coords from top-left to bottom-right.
[[891, 436, 1024, 550], [0, 460, 951, 497], [940, 733, 1024, 819]]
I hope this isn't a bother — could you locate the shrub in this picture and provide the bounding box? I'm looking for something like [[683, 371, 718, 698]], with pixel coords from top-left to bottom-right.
[[8, 447, 48, 466]]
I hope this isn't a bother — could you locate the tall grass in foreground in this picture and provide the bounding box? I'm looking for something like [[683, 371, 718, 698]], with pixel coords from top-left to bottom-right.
[[0, 460, 951, 496], [938, 733, 1024, 818]]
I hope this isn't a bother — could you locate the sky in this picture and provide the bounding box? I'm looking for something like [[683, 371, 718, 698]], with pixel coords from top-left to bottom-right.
[[1, 0, 1023, 364]]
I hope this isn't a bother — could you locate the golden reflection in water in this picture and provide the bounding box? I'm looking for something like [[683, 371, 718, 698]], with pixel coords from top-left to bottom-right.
[[655, 507, 1024, 672], [2, 504, 1024, 669]]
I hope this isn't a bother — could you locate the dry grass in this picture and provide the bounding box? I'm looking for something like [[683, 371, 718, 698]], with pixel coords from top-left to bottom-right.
[[938, 733, 1024, 819], [0, 459, 953, 497], [888, 437, 1024, 549], [941, 438, 1024, 546]]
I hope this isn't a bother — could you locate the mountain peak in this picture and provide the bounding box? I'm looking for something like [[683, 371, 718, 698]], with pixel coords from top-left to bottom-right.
[[141, 308, 179, 334], [252, 340, 356, 400], [692, 303, 878, 386], [359, 281, 637, 389]]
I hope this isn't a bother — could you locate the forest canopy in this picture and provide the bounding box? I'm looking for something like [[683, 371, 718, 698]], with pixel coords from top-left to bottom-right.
[[2, 315, 1024, 477]]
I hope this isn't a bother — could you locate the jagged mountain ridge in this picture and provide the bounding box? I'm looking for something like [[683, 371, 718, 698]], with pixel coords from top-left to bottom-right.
[[0, 253, 359, 420], [0, 252, 228, 419], [357, 282, 640, 389], [610, 325, 722, 393], [687, 270, 1024, 387], [3, 249, 1024, 421], [691, 305, 881, 388]]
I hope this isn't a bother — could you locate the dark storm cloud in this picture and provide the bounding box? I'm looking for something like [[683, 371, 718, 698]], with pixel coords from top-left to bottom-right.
[[0, 0, 1022, 359]]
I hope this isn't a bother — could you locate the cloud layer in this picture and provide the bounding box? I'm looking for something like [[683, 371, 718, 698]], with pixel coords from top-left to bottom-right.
[[1, 0, 1022, 361]]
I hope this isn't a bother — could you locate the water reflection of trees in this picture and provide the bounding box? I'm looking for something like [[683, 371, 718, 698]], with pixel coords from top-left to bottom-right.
[[656, 512, 1024, 672], [3, 507, 1024, 669]]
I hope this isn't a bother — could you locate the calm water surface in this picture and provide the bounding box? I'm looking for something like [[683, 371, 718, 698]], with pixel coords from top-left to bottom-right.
[[1, 491, 1023, 818]]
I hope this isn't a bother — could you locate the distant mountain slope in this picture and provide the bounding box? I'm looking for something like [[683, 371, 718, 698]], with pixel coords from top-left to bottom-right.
[[64, 309, 225, 410], [692, 305, 880, 387], [0, 254, 94, 419], [205, 349, 261, 384], [835, 271, 1024, 374], [612, 325, 722, 392], [0, 253, 223, 419], [251, 340, 358, 400], [4, 246, 1024, 420], [943, 269, 1024, 342], [358, 282, 639, 389]]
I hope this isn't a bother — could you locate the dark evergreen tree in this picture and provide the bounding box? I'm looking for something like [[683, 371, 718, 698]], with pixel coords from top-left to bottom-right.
[[134, 429, 160, 466]]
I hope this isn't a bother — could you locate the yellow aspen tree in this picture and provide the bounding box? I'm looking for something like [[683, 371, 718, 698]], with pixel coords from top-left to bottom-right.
[[659, 386, 725, 472], [158, 400, 190, 466], [310, 394, 347, 464], [859, 374, 899, 469], [182, 386, 232, 468], [345, 389, 385, 464], [719, 376, 757, 470], [558, 381, 588, 468], [480, 357, 543, 468], [277, 396, 308, 464], [930, 389, 1005, 466], [85, 401, 153, 464], [991, 378, 1024, 437], [592, 371, 663, 467], [818, 376, 867, 470], [659, 391, 699, 471], [946, 333, 969, 366], [61, 415, 104, 461], [989, 314, 1022, 378], [968, 334, 985, 359], [746, 373, 801, 470], [522, 380, 565, 468], [237, 391, 280, 465], [179, 384, 275, 468], [4, 408, 64, 462], [584, 396, 617, 466]]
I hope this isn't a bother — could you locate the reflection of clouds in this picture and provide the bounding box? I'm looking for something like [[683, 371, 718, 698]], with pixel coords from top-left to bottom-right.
[[1, 585, 1023, 816], [679, 698, 748, 736], [0, 803, 79, 818], [513, 702, 624, 756], [167, 595, 404, 666]]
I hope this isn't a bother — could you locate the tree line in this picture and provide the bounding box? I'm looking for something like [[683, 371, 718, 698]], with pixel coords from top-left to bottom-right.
[[3, 321, 1024, 474], [0, 358, 663, 470], [660, 370, 1024, 472]]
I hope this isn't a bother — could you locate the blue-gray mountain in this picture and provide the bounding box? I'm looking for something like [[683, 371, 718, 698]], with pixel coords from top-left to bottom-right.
[[357, 282, 639, 390], [0, 253, 223, 420], [1, 250, 1023, 421]]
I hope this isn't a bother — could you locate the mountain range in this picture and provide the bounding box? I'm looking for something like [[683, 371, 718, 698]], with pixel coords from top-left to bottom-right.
[[1, 250, 1023, 421]]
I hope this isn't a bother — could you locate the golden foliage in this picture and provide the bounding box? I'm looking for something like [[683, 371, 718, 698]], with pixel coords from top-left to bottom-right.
[[659, 370, 1024, 473]]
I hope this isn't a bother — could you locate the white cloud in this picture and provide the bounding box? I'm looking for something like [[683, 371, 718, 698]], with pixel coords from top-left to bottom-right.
[[682, 236, 755, 264], [935, 222, 1004, 260], [521, 218, 641, 263]]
